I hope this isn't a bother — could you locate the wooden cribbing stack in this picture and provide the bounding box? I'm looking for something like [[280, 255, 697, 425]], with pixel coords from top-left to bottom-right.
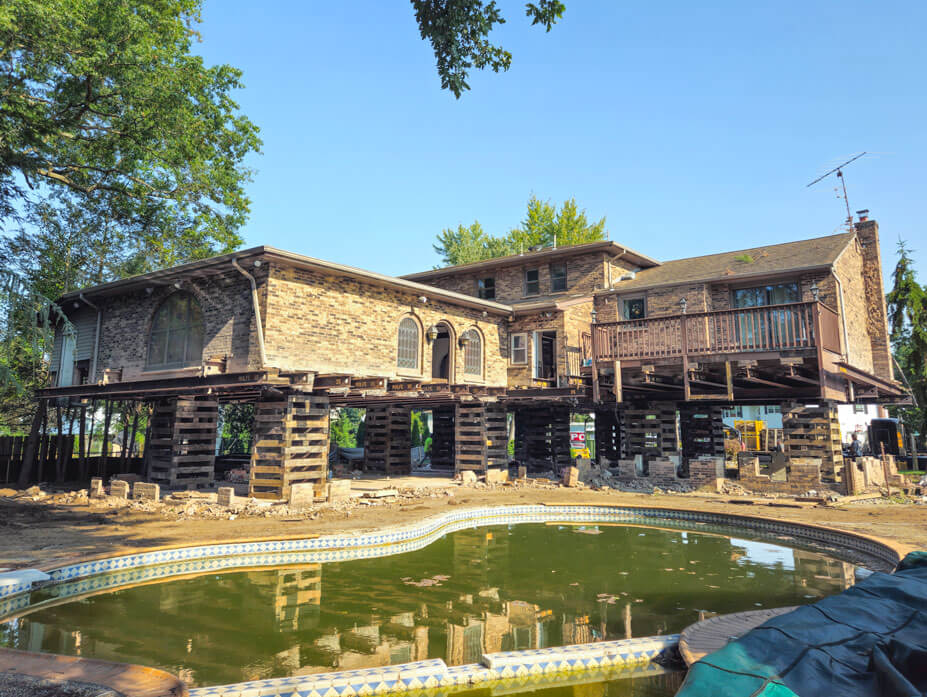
[[783, 403, 843, 480], [148, 396, 218, 490], [455, 401, 507, 474], [363, 405, 412, 475], [430, 405, 456, 470], [513, 405, 571, 472], [621, 404, 677, 459], [250, 393, 330, 499]]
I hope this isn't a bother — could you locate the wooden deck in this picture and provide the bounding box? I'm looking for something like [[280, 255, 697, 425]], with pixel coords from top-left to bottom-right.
[[678, 606, 797, 665], [0, 647, 187, 696]]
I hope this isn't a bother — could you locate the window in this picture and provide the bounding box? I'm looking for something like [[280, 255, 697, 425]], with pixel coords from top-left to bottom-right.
[[511, 333, 528, 364], [462, 329, 482, 376], [477, 277, 495, 300], [397, 317, 420, 370], [147, 293, 204, 369], [550, 263, 567, 292], [524, 269, 540, 296], [622, 297, 646, 320], [732, 282, 800, 308]]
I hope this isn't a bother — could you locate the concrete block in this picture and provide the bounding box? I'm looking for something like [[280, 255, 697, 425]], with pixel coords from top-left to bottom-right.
[[459, 470, 478, 484], [217, 486, 235, 507], [517, 465, 527, 480], [89, 478, 104, 498], [113, 473, 142, 485], [328, 479, 351, 502], [109, 480, 129, 499], [132, 481, 160, 501], [288, 482, 315, 508], [485, 468, 509, 484], [562, 466, 579, 487]]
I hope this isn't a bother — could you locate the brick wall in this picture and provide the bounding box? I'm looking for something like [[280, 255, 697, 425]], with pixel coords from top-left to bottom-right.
[[737, 456, 823, 494], [263, 262, 508, 385], [95, 269, 262, 382], [420, 252, 613, 303], [507, 313, 562, 387], [831, 238, 874, 372]]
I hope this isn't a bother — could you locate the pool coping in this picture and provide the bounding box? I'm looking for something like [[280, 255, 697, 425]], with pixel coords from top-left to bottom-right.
[[0, 503, 914, 696]]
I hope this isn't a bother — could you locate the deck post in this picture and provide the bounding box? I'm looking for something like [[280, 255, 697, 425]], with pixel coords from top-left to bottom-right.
[[612, 359, 622, 402], [681, 314, 691, 400], [812, 302, 826, 399]]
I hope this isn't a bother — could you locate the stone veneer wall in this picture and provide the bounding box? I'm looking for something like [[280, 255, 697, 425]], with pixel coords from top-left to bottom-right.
[[263, 262, 508, 385]]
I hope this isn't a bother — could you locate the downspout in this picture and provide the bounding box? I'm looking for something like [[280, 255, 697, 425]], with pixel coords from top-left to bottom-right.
[[232, 258, 267, 368], [829, 269, 850, 361], [78, 293, 101, 383]]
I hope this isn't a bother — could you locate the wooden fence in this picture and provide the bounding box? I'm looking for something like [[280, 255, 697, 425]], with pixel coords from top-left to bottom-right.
[[0, 435, 146, 486]]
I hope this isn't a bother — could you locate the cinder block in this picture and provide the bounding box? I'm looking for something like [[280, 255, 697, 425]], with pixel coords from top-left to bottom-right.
[[517, 465, 527, 480], [459, 470, 478, 484], [132, 481, 160, 501], [288, 482, 315, 508], [328, 479, 351, 502], [109, 480, 129, 499], [217, 486, 235, 506], [89, 478, 104, 498]]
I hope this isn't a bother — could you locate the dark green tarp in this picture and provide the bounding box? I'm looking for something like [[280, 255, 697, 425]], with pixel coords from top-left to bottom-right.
[[677, 551, 927, 697]]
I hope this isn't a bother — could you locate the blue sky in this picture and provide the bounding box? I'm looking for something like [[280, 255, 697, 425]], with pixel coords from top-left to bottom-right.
[[196, 1, 926, 282]]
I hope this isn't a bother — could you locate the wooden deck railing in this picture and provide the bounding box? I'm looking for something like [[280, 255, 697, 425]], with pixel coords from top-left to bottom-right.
[[565, 346, 583, 378], [588, 302, 841, 362]]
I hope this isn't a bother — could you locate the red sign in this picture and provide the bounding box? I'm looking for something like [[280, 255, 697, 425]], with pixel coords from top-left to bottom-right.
[[570, 431, 586, 444]]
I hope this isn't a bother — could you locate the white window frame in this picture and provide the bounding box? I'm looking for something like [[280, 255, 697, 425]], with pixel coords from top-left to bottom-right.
[[510, 332, 528, 364]]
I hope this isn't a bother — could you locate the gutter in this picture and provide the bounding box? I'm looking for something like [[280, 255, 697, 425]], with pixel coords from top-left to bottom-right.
[[79, 294, 102, 384], [232, 258, 267, 368]]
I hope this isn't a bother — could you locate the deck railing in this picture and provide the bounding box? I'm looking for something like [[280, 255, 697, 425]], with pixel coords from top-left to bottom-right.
[[588, 301, 841, 362]]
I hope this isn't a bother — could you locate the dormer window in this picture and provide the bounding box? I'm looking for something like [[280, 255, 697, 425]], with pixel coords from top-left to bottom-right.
[[550, 263, 567, 292], [477, 277, 495, 300], [524, 268, 540, 296]]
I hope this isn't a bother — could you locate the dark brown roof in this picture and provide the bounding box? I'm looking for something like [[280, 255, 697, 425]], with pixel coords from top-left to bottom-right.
[[598, 232, 856, 293], [401, 240, 659, 281]]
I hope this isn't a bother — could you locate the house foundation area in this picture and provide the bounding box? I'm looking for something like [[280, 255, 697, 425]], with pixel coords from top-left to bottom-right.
[[33, 213, 913, 504]]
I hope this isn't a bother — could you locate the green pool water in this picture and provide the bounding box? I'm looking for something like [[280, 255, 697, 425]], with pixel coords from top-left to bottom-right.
[[0, 524, 865, 689]]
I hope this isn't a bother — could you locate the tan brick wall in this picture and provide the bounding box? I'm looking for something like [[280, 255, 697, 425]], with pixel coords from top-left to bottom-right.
[[263, 263, 508, 385], [95, 269, 263, 382], [420, 252, 613, 303], [831, 239, 874, 372], [507, 313, 562, 387]]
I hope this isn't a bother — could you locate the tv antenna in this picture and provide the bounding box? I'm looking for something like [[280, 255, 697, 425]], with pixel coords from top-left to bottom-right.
[[806, 152, 867, 228]]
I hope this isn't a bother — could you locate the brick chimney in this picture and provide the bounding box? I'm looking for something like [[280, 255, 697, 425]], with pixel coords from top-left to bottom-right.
[[853, 211, 893, 380]]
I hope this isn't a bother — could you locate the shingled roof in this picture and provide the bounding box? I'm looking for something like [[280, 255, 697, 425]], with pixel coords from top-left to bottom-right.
[[600, 231, 856, 293]]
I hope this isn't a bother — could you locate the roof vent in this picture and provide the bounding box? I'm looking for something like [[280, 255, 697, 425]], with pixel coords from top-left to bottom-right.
[[617, 270, 636, 282]]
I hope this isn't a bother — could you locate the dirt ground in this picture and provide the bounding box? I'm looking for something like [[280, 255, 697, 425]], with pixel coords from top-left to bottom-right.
[[1, 478, 924, 572]]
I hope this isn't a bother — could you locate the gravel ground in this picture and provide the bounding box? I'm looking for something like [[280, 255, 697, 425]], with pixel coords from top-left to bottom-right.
[[0, 673, 121, 697]]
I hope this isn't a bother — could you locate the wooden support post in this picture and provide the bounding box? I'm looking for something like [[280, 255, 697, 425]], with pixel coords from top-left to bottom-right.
[[100, 400, 112, 478], [724, 361, 734, 401], [681, 314, 691, 400], [77, 404, 87, 481], [149, 396, 218, 490], [16, 400, 46, 487], [591, 326, 601, 402], [613, 360, 622, 403]]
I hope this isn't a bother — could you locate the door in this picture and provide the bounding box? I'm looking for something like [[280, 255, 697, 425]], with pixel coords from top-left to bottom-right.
[[732, 283, 800, 348], [533, 331, 557, 380]]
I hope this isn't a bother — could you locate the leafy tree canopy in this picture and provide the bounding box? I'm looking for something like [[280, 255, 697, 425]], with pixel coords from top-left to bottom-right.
[[0, 0, 262, 262], [433, 196, 607, 266], [412, 0, 565, 98]]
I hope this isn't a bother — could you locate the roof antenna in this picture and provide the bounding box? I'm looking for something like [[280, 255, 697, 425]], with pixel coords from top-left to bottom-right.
[[806, 152, 867, 230]]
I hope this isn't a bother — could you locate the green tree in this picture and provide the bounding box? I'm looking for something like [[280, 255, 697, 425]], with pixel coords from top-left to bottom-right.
[[412, 1, 565, 98], [886, 240, 927, 445], [330, 408, 365, 449], [1, 0, 261, 256], [433, 196, 608, 266]]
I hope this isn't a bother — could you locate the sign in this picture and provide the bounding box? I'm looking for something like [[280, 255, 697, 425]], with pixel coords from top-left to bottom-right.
[[570, 431, 586, 444]]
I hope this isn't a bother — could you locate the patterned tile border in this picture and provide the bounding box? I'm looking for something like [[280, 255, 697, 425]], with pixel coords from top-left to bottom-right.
[[0, 504, 908, 694], [186, 636, 679, 697]]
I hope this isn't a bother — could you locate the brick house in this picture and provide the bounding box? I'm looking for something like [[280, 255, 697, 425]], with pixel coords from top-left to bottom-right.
[[42, 212, 907, 497]]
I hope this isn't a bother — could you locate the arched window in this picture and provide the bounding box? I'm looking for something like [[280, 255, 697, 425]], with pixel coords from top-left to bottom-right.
[[462, 329, 482, 377], [147, 293, 204, 368], [397, 317, 420, 370]]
